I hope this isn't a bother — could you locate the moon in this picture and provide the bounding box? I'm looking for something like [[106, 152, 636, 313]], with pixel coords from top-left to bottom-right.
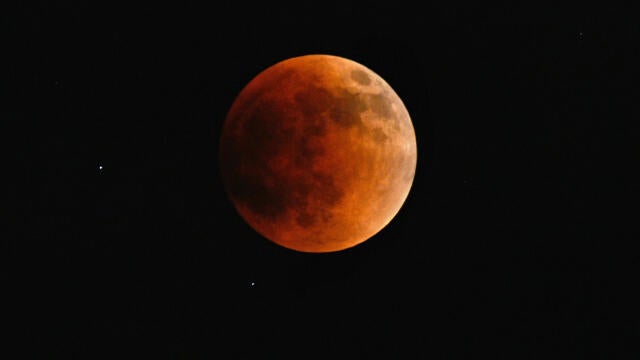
[[219, 54, 417, 253]]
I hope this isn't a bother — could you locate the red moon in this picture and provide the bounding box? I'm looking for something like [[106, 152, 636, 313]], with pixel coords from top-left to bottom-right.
[[219, 54, 417, 253]]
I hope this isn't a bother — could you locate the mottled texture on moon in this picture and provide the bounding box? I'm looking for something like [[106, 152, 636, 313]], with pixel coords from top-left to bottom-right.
[[219, 54, 417, 253]]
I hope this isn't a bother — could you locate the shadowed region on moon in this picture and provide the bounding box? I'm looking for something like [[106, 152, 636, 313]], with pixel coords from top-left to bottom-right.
[[220, 99, 342, 225], [219, 54, 417, 253]]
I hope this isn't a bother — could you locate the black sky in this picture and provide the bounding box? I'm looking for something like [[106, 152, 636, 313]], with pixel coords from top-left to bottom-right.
[[6, 2, 640, 358]]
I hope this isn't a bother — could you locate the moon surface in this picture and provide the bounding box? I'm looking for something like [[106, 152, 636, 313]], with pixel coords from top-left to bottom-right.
[[219, 54, 417, 253]]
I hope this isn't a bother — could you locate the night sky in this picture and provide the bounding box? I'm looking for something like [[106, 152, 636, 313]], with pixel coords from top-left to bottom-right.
[[6, 2, 640, 358]]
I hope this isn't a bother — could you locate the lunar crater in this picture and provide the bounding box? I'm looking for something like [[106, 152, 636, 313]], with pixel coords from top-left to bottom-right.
[[367, 92, 394, 119], [371, 127, 389, 143], [350, 69, 371, 85]]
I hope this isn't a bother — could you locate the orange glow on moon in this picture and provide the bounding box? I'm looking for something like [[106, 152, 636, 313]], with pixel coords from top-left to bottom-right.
[[219, 54, 417, 253]]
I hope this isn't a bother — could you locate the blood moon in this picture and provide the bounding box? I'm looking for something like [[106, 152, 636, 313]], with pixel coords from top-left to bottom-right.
[[219, 54, 417, 253]]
